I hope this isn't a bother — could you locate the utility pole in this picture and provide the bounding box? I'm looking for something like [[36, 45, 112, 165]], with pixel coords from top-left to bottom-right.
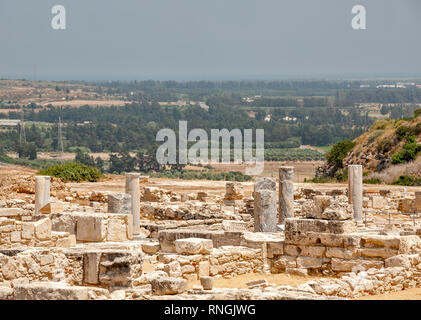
[[19, 106, 26, 146], [58, 115, 64, 158]]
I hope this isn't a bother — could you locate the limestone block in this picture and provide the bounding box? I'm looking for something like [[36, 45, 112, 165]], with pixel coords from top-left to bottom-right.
[[284, 244, 301, 256], [267, 242, 284, 258], [359, 247, 399, 259], [398, 236, 421, 254], [372, 196, 387, 210], [83, 252, 100, 285], [174, 238, 213, 255], [296, 256, 322, 269], [385, 255, 411, 269], [221, 220, 248, 232], [198, 261, 210, 277], [271, 255, 296, 272], [39, 202, 64, 214], [300, 246, 326, 258], [285, 218, 357, 235], [141, 242, 160, 255], [10, 231, 21, 243], [164, 261, 182, 278], [285, 268, 308, 277], [98, 251, 143, 287], [107, 193, 131, 214], [0, 286, 13, 300], [13, 282, 109, 300], [34, 218, 52, 241], [150, 277, 187, 295], [107, 216, 128, 242], [21, 222, 35, 240], [331, 258, 384, 272], [360, 235, 400, 249], [76, 215, 106, 242], [325, 247, 357, 260], [200, 276, 213, 290]]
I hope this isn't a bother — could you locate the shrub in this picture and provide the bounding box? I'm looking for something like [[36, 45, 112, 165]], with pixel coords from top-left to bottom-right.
[[363, 178, 381, 184], [367, 130, 384, 145], [391, 136, 421, 164], [326, 140, 356, 172], [392, 175, 421, 186], [39, 162, 103, 182]]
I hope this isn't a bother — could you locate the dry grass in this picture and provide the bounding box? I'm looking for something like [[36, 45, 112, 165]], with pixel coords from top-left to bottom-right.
[[367, 156, 421, 183]]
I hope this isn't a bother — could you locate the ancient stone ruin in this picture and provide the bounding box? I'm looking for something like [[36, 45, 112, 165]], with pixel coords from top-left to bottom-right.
[[1, 165, 421, 300]]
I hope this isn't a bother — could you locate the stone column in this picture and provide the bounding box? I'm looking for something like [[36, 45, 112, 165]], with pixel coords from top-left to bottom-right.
[[348, 165, 363, 222], [125, 173, 140, 235], [279, 166, 294, 224], [254, 177, 277, 232], [35, 176, 50, 215]]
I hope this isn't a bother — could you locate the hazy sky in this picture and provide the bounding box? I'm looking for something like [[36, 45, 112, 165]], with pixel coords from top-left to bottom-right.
[[0, 0, 420, 80]]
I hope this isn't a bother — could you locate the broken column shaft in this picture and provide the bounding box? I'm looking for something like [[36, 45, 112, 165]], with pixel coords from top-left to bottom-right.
[[35, 176, 51, 215], [125, 173, 140, 235], [348, 165, 363, 222], [279, 166, 294, 225], [254, 177, 277, 232]]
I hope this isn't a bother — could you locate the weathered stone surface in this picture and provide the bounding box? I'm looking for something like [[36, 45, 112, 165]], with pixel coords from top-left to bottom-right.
[[0, 286, 13, 300], [83, 252, 100, 285], [107, 215, 132, 242], [199, 261, 210, 277], [174, 238, 213, 255], [271, 255, 296, 272], [150, 277, 187, 295], [254, 177, 276, 192], [76, 215, 106, 242], [285, 218, 357, 235], [200, 276, 213, 290], [141, 242, 160, 254], [98, 250, 143, 287], [13, 282, 109, 300], [296, 256, 322, 269], [222, 220, 248, 232], [331, 258, 384, 272], [254, 190, 277, 232], [107, 193, 131, 215], [164, 261, 182, 278], [34, 218, 52, 241], [279, 166, 294, 224], [385, 255, 411, 269]]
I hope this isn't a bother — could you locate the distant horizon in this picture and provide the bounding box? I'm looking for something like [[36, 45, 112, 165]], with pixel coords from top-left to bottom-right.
[[3, 73, 421, 83]]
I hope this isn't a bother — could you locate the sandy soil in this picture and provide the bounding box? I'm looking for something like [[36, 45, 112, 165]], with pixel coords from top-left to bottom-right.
[[143, 261, 323, 290]]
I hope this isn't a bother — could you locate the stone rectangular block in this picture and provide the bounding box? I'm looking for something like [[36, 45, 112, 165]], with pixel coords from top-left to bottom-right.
[[267, 242, 284, 258], [331, 258, 384, 272], [285, 218, 357, 235], [21, 222, 35, 240], [325, 247, 357, 260], [296, 256, 322, 269], [76, 215, 106, 242], [83, 252, 100, 285], [34, 218, 52, 241], [107, 215, 128, 242], [175, 238, 213, 255], [300, 246, 326, 258]]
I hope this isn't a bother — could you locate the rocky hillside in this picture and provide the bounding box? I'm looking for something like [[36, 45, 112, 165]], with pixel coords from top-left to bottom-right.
[[344, 112, 421, 172], [317, 110, 421, 183]]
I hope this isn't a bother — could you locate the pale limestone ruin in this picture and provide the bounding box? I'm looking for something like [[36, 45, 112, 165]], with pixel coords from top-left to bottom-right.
[[1, 168, 421, 300]]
